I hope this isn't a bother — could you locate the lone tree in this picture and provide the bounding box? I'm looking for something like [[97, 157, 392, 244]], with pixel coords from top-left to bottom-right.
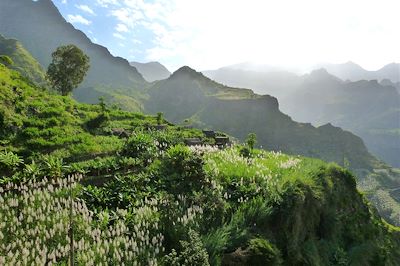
[[246, 133, 257, 150], [98, 96, 108, 113], [156, 112, 164, 125], [47, 44, 90, 96]]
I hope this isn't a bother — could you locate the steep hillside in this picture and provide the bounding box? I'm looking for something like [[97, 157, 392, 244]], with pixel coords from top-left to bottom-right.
[[1, 63, 400, 265], [146, 66, 376, 171], [0, 0, 147, 110], [0, 34, 47, 86], [130, 61, 171, 82]]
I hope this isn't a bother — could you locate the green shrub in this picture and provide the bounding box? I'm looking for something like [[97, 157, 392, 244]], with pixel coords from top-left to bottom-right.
[[158, 144, 207, 194], [247, 238, 282, 265], [203, 227, 230, 265], [156, 112, 163, 125], [40, 154, 65, 178], [0, 151, 23, 176], [239, 146, 251, 158], [246, 133, 257, 150], [86, 113, 109, 130], [122, 132, 157, 162], [152, 130, 178, 151], [23, 160, 41, 178], [165, 229, 210, 266]]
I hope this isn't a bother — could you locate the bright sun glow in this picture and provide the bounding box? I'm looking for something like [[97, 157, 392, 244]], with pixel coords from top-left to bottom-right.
[[58, 0, 400, 71]]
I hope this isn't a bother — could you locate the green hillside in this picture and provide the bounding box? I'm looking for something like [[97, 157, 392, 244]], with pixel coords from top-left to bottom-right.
[[0, 34, 47, 86], [2, 57, 400, 265], [0, 63, 203, 160], [0, 0, 147, 111]]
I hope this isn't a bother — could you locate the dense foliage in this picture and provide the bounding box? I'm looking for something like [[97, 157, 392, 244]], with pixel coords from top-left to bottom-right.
[[1, 63, 400, 265]]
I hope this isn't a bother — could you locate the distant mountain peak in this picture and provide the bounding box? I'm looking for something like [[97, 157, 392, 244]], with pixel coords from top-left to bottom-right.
[[170, 65, 202, 79], [343, 61, 362, 67], [130, 61, 170, 82], [311, 68, 330, 75], [307, 68, 340, 81], [131, 61, 165, 67], [174, 65, 196, 73], [379, 62, 399, 70], [147, 61, 165, 67]]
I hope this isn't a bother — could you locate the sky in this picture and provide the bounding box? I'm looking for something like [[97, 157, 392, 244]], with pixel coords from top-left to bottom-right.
[[53, 0, 400, 72]]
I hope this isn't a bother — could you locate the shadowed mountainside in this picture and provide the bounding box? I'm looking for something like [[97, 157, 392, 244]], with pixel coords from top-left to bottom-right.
[[0, 0, 147, 111]]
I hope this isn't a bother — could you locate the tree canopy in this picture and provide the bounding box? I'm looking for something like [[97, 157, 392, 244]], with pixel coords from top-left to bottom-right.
[[47, 44, 90, 96], [246, 132, 257, 150]]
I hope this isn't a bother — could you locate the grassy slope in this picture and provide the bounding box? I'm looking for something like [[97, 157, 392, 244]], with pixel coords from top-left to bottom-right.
[[0, 64, 203, 161], [1, 64, 400, 265], [203, 148, 400, 265], [0, 34, 47, 86]]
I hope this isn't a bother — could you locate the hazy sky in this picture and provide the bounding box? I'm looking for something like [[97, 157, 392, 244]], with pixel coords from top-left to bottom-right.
[[53, 0, 400, 72]]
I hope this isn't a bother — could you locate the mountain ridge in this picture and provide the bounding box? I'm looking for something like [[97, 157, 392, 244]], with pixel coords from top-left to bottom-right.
[[0, 0, 147, 110], [130, 61, 170, 82], [146, 65, 377, 170], [282, 70, 400, 168], [204, 64, 400, 168], [317, 61, 400, 82]]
